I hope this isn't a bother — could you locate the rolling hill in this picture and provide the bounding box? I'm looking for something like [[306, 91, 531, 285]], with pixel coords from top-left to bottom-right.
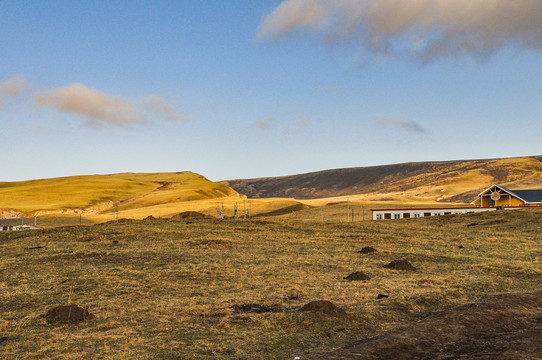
[[223, 156, 542, 203], [3, 155, 542, 222], [0, 172, 239, 217]]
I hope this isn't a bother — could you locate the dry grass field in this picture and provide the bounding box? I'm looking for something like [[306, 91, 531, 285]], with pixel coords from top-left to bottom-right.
[[1, 209, 540, 359]]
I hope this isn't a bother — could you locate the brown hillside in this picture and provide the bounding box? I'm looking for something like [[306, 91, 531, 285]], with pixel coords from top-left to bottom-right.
[[223, 156, 542, 202]]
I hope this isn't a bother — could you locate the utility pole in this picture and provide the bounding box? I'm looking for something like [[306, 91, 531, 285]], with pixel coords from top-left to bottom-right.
[[347, 199, 350, 222]]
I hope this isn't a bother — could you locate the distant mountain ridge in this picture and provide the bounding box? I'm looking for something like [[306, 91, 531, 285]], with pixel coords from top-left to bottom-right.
[[223, 156, 542, 203]]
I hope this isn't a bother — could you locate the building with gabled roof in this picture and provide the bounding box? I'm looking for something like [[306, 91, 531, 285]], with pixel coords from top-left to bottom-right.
[[471, 184, 542, 207], [371, 184, 542, 220]]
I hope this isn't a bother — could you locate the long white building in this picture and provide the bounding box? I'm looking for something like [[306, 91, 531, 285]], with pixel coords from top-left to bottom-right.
[[371, 205, 522, 220], [371, 184, 542, 220]]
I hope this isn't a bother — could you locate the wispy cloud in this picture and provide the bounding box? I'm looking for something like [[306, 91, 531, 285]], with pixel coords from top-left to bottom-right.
[[377, 118, 426, 133], [250, 118, 276, 130], [296, 118, 312, 128], [143, 95, 188, 123], [0, 76, 31, 107], [258, 0, 542, 60], [34, 83, 183, 127]]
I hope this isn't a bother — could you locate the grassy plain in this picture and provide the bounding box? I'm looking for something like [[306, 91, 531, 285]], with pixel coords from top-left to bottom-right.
[[1, 209, 540, 359]]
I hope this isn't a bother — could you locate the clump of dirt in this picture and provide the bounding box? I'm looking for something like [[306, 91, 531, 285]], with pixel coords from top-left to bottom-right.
[[358, 246, 378, 254], [344, 271, 371, 281], [232, 303, 283, 314], [43, 304, 93, 324], [170, 211, 212, 220], [383, 260, 416, 271], [143, 215, 158, 221], [299, 300, 346, 317]]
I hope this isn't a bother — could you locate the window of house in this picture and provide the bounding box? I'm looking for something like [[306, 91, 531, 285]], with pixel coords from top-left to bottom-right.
[[376, 214, 383, 220], [394, 214, 401, 219], [414, 213, 420, 218]]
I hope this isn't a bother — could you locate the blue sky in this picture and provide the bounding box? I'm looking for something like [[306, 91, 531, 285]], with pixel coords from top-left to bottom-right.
[[1, 0, 541, 182]]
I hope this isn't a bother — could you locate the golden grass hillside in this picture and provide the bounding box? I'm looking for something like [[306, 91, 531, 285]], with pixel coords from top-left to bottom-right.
[[0, 172, 239, 217], [1, 209, 540, 359], [224, 155, 542, 203]]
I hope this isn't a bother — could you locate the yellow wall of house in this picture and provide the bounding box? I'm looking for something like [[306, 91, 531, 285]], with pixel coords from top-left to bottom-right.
[[495, 196, 524, 207], [474, 194, 525, 207]]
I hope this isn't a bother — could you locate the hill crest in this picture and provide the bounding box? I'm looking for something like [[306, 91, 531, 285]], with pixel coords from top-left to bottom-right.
[[223, 156, 542, 203], [0, 171, 239, 217]]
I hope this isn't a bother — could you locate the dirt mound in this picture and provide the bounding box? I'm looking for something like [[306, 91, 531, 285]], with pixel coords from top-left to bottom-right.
[[170, 211, 212, 220], [383, 259, 416, 271], [143, 215, 158, 221], [344, 271, 371, 281], [232, 303, 283, 314], [308, 291, 542, 360], [299, 300, 346, 317], [43, 304, 93, 324], [358, 246, 378, 254]]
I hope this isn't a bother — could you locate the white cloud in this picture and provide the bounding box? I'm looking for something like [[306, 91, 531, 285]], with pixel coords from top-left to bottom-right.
[[0, 76, 31, 107], [34, 83, 182, 127], [377, 118, 426, 133], [258, 0, 542, 59], [35, 83, 138, 127]]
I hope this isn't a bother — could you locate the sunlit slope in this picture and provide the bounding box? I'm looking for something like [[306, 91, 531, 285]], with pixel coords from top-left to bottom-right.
[[114, 197, 307, 219], [225, 156, 542, 203], [0, 172, 239, 215]]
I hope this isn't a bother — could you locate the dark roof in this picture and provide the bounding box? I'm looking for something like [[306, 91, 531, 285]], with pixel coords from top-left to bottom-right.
[[509, 189, 542, 204]]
